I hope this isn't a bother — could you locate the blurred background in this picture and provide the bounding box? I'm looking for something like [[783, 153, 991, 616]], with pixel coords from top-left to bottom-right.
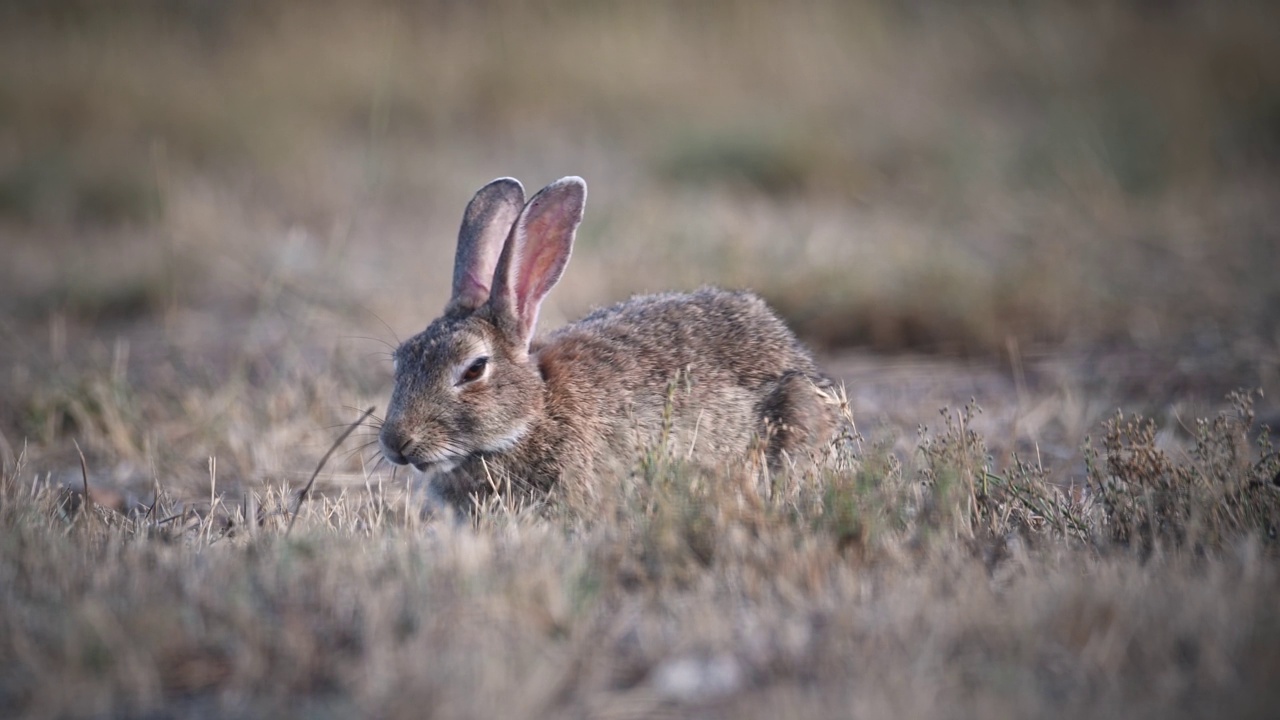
[[1, 0, 1277, 493]]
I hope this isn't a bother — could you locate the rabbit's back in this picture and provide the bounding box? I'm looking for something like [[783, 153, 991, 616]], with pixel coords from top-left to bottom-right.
[[533, 287, 829, 467]]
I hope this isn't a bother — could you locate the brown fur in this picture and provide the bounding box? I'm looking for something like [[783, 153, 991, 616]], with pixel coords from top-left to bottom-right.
[[380, 177, 837, 510]]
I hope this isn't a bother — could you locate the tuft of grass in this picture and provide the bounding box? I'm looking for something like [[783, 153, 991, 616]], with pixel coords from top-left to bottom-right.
[[914, 401, 1094, 548], [20, 345, 141, 460]]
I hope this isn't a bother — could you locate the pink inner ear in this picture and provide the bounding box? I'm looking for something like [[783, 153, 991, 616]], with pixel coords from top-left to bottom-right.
[[516, 238, 562, 310], [513, 205, 573, 324]]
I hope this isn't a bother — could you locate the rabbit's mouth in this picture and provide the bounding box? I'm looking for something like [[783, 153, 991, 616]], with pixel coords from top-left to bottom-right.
[[413, 458, 457, 474], [404, 441, 473, 474], [406, 427, 527, 475]]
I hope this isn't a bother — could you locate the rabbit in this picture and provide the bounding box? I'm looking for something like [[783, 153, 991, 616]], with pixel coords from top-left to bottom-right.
[[379, 176, 838, 510]]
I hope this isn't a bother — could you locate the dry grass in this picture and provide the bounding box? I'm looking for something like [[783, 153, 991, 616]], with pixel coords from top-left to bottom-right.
[[3, 389, 1279, 719], [3, 1, 1280, 717]]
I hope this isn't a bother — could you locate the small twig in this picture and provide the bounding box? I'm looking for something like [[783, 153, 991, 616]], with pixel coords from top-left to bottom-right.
[[73, 439, 92, 517], [288, 406, 376, 536], [145, 459, 163, 522], [156, 513, 185, 526]]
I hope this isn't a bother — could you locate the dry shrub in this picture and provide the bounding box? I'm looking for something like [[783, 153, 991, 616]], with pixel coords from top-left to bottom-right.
[[1088, 389, 1280, 554]]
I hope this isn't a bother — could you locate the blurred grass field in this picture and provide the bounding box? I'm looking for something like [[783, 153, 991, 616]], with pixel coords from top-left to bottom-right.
[[2, 1, 1280, 718], [3, 1, 1278, 350]]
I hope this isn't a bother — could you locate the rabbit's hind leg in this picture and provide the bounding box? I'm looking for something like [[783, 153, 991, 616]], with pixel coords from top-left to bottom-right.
[[758, 371, 837, 471]]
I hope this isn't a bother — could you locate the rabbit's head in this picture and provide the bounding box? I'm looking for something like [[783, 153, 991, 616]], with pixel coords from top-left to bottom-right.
[[379, 177, 586, 476]]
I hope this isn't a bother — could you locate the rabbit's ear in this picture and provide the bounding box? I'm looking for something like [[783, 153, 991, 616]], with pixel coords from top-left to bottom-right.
[[448, 177, 525, 313], [490, 176, 586, 348]]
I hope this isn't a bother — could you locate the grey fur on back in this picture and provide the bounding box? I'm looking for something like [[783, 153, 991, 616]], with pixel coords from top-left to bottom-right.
[[535, 286, 828, 462]]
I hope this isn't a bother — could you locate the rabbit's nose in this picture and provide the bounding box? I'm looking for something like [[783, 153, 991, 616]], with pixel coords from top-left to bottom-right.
[[380, 427, 411, 465]]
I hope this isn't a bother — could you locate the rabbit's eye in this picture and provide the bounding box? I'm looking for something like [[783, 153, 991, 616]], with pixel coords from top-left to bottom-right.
[[459, 357, 488, 384]]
